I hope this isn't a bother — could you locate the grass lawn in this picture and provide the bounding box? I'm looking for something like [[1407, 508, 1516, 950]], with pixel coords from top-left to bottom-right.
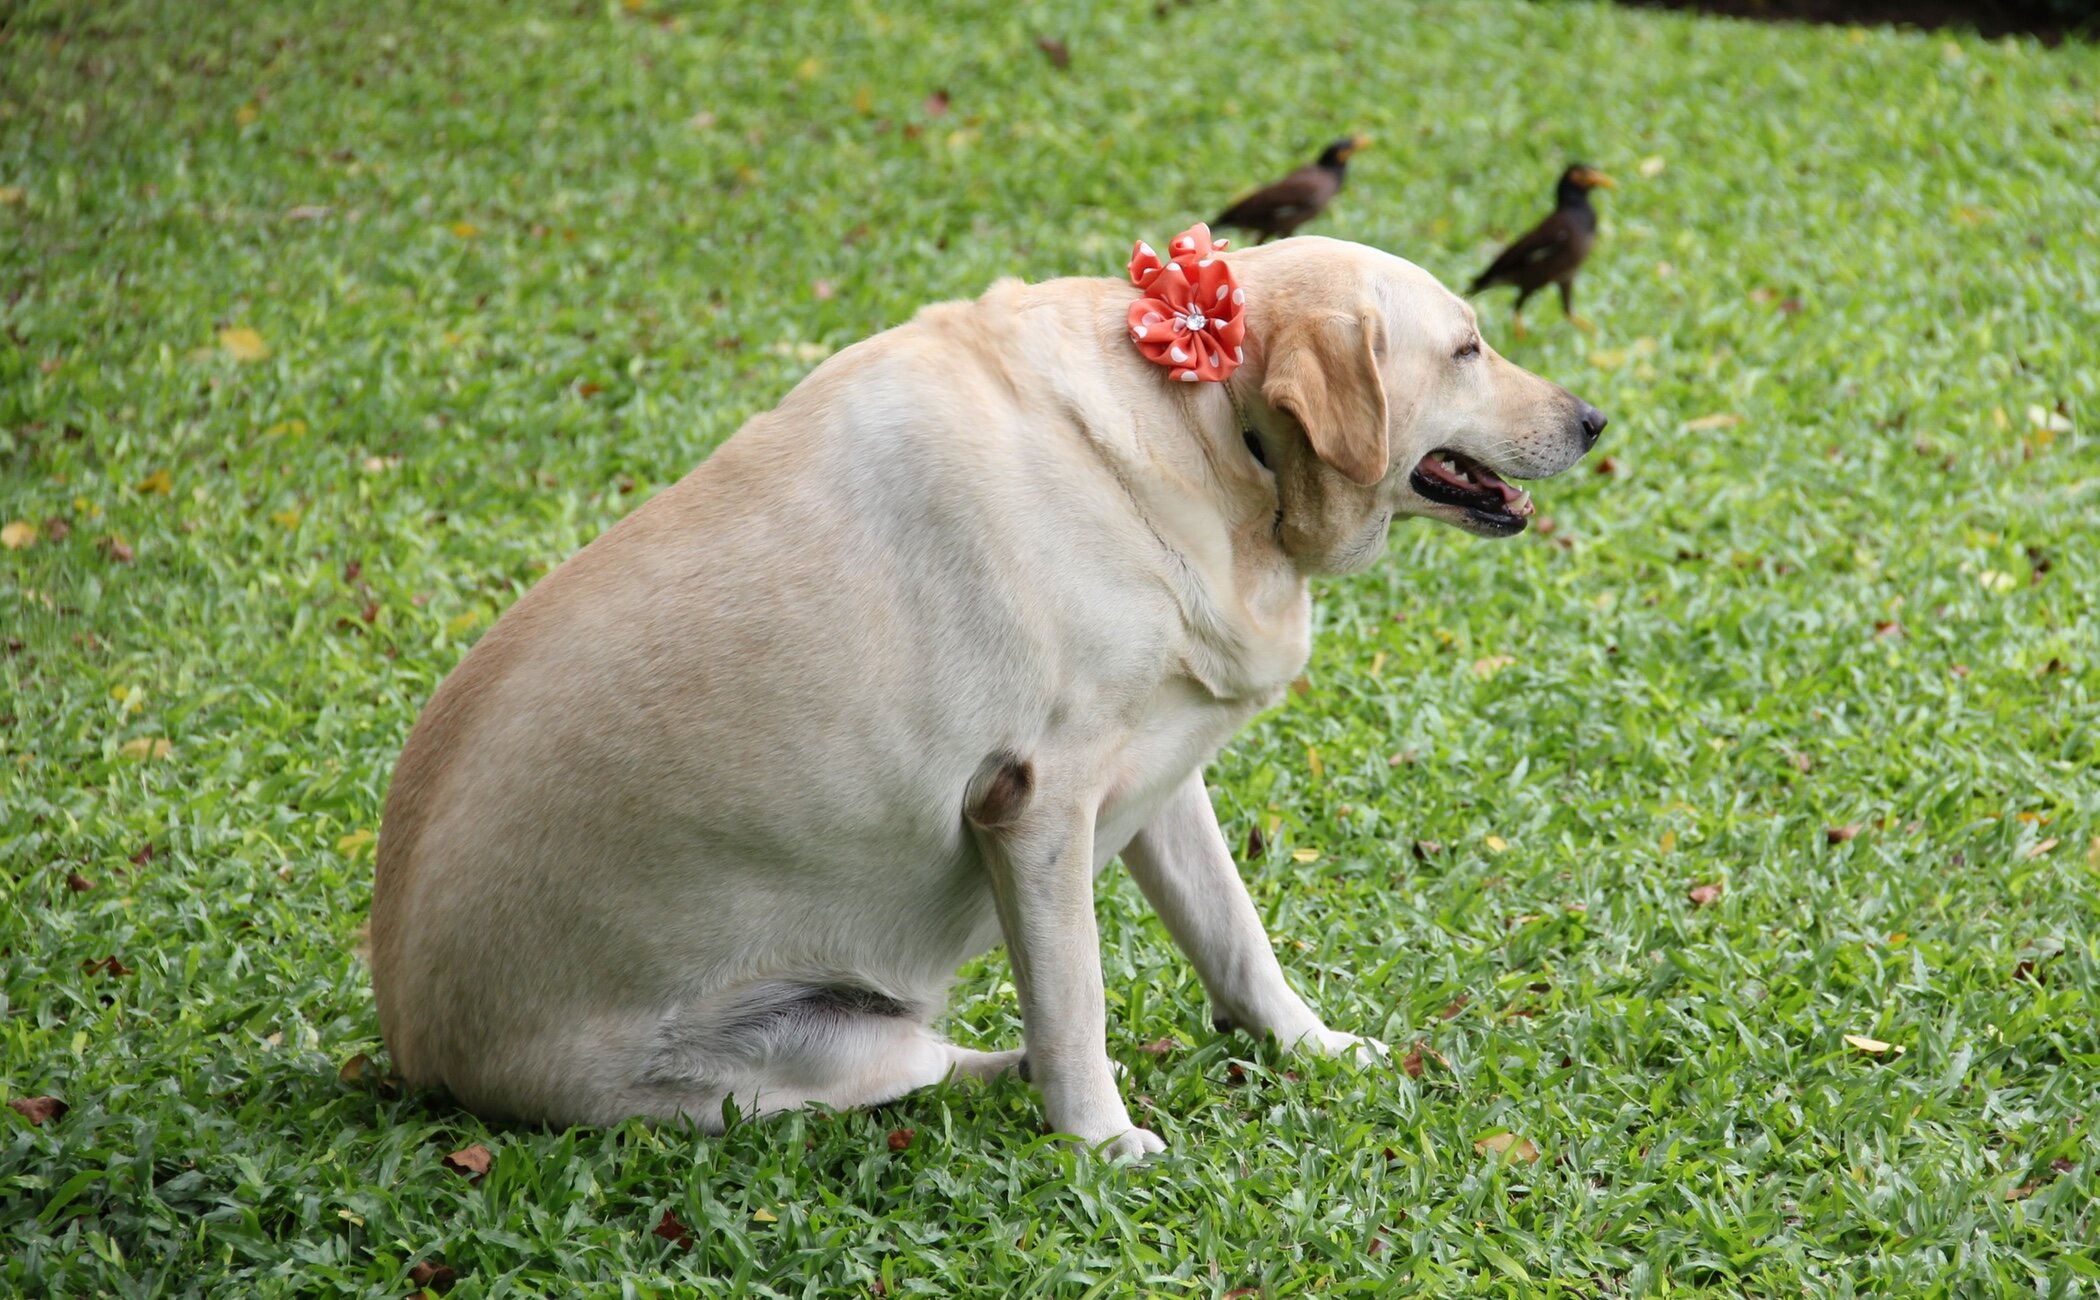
[[5, 0, 2098, 1293]]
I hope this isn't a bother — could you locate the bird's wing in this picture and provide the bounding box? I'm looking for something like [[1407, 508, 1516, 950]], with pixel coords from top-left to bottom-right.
[[1468, 211, 1578, 290], [1216, 167, 1335, 229]]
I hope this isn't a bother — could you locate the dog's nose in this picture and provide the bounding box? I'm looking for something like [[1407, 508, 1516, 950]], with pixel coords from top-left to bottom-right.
[[1578, 403, 1609, 450]]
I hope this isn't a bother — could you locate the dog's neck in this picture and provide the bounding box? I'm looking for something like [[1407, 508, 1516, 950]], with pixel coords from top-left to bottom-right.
[[1051, 290, 1313, 699]]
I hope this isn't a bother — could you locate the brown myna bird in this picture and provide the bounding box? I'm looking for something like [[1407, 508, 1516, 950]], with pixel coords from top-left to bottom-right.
[[1214, 135, 1368, 244], [1467, 163, 1617, 337]]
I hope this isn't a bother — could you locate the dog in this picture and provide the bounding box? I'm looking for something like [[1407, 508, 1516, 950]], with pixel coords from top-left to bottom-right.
[[368, 236, 1605, 1159]]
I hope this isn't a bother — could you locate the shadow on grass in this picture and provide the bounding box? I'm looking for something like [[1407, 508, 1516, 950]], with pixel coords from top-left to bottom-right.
[[1610, 0, 2096, 43]]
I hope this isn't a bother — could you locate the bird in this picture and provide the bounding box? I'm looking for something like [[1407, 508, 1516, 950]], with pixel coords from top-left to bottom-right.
[[1214, 136, 1369, 244], [1466, 163, 1617, 337]]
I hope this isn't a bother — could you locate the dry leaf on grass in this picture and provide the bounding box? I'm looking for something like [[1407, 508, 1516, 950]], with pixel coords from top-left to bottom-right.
[[218, 327, 269, 361], [751, 1207, 778, 1224], [1138, 1037, 1176, 1056], [1474, 1131, 1540, 1163], [408, 1260, 459, 1293], [1826, 823, 1861, 844], [2026, 838, 2058, 859], [1687, 882, 1723, 907], [886, 1127, 914, 1152], [118, 737, 173, 760], [653, 1209, 695, 1248], [337, 829, 376, 858], [1438, 993, 1470, 1021], [8, 1096, 68, 1126], [1035, 36, 1071, 68], [66, 872, 94, 893], [1683, 413, 1741, 431], [1843, 1034, 1903, 1057], [1, 521, 36, 549], [441, 1143, 492, 1181], [81, 955, 133, 977], [338, 1053, 372, 1084], [1290, 848, 1320, 863]]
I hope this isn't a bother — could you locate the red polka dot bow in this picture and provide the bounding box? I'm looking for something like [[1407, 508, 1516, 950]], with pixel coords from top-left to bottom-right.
[[1126, 222, 1247, 383]]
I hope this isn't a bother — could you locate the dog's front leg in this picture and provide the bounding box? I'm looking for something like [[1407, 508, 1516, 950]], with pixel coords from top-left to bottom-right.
[[971, 762, 1163, 1160], [1122, 771, 1385, 1063]]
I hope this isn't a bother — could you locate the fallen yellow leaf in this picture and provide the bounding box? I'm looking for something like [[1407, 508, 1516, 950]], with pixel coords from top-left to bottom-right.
[[2027, 838, 2058, 859], [234, 103, 260, 126], [1306, 745, 1324, 779], [752, 1207, 779, 1223], [1588, 348, 1627, 371], [135, 469, 174, 495], [1843, 1034, 1903, 1056], [271, 508, 301, 530], [219, 327, 269, 362], [1474, 1132, 1540, 1163], [1659, 830, 1677, 854], [448, 611, 484, 635], [1684, 413, 1743, 431], [1472, 654, 1514, 679], [1369, 651, 1386, 677], [118, 738, 174, 760], [1484, 835, 1508, 853], [2027, 404, 2071, 434], [2, 520, 36, 549], [450, 220, 479, 239], [794, 57, 821, 81], [336, 829, 376, 857], [852, 85, 875, 114], [0, 186, 23, 205], [1638, 155, 1665, 178], [1290, 848, 1321, 864], [263, 419, 308, 437]]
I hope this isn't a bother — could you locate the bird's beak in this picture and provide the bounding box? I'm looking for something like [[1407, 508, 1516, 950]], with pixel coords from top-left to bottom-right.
[[1583, 170, 1618, 190], [1350, 134, 1372, 153]]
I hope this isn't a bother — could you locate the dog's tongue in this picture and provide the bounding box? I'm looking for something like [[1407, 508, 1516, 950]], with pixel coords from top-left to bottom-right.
[[1476, 464, 1535, 517], [1418, 453, 1535, 517]]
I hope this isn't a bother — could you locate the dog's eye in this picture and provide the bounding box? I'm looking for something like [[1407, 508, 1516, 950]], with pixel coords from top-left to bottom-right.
[[1454, 338, 1481, 361]]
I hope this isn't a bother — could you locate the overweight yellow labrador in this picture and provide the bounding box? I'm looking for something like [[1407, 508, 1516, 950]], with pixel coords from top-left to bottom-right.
[[369, 236, 1605, 1158]]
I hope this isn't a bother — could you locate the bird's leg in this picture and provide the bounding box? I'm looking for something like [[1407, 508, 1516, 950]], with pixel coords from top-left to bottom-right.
[[1511, 288, 1534, 342], [1560, 280, 1593, 333]]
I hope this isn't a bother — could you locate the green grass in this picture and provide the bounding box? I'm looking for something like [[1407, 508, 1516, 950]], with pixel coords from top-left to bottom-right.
[[4, 0, 2098, 1293]]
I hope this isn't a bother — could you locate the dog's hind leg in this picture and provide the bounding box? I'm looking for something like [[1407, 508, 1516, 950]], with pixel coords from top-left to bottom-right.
[[625, 983, 1022, 1128]]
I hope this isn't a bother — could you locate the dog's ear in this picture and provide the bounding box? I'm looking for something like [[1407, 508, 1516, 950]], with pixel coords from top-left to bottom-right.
[[1261, 308, 1390, 486]]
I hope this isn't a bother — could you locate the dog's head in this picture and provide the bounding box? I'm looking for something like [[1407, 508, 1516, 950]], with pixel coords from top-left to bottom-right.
[[1235, 239, 1606, 575]]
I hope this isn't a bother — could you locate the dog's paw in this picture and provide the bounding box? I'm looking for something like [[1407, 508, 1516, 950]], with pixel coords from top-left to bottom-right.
[[1089, 1126, 1167, 1162], [1300, 1028, 1389, 1066]]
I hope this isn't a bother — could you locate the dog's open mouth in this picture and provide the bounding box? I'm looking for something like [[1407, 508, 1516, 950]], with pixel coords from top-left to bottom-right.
[[1409, 449, 1535, 534]]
